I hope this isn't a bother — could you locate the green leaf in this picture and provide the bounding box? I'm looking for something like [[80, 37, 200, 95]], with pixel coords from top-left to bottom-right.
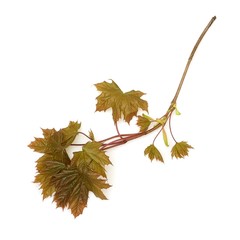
[[156, 116, 167, 125], [83, 141, 111, 166], [88, 129, 95, 141], [137, 115, 151, 132], [61, 121, 81, 146], [144, 144, 164, 162], [171, 141, 193, 159], [72, 141, 111, 178], [162, 128, 169, 147], [175, 106, 181, 115], [142, 114, 153, 121], [85, 172, 110, 200], [52, 166, 111, 218], [95, 80, 148, 123]]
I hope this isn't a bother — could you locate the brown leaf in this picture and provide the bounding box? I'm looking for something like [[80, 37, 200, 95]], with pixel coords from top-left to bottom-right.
[[29, 122, 112, 218], [28, 121, 81, 153], [28, 137, 48, 153], [95, 80, 148, 123], [52, 166, 110, 218], [41, 128, 57, 139], [34, 156, 66, 199]]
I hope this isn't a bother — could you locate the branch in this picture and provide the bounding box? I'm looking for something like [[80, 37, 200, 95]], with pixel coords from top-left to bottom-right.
[[171, 16, 216, 104], [72, 16, 217, 150]]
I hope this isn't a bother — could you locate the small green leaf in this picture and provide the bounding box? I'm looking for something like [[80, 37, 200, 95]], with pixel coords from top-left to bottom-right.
[[175, 106, 181, 115], [171, 141, 193, 159], [156, 116, 167, 125], [144, 144, 164, 162], [142, 114, 153, 121], [72, 141, 111, 178], [162, 128, 169, 147], [137, 115, 151, 132], [61, 121, 81, 146], [83, 141, 112, 166], [88, 129, 95, 141]]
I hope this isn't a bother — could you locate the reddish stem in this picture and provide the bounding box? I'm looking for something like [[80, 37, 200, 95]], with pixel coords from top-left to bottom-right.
[[100, 121, 162, 150]]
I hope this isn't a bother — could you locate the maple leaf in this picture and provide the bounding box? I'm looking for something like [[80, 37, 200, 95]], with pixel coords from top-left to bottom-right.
[[72, 141, 111, 178], [28, 121, 81, 154], [137, 115, 151, 132], [34, 155, 66, 199], [61, 121, 81, 146], [52, 166, 110, 218], [144, 144, 164, 162], [95, 80, 148, 123], [88, 129, 95, 141], [41, 128, 57, 139], [171, 141, 193, 159]]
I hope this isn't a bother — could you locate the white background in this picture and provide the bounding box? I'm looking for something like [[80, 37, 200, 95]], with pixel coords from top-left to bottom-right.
[[1, 0, 240, 239]]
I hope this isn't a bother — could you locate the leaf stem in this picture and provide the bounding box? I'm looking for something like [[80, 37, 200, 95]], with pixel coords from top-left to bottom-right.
[[115, 123, 127, 143], [78, 131, 93, 140], [152, 127, 163, 145], [168, 113, 177, 143]]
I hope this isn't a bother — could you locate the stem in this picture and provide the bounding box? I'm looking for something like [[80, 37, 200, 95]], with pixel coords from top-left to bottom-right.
[[99, 133, 135, 143], [152, 127, 163, 145], [169, 113, 177, 143], [115, 123, 127, 143], [71, 16, 216, 151], [171, 16, 216, 104], [71, 143, 85, 146], [78, 132, 93, 140], [101, 119, 165, 150]]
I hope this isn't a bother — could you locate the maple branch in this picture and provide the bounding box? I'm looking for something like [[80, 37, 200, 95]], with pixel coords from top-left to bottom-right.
[[98, 133, 138, 143], [100, 16, 216, 150], [30, 17, 216, 219], [72, 16, 216, 151], [171, 16, 216, 104], [100, 122, 162, 150]]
